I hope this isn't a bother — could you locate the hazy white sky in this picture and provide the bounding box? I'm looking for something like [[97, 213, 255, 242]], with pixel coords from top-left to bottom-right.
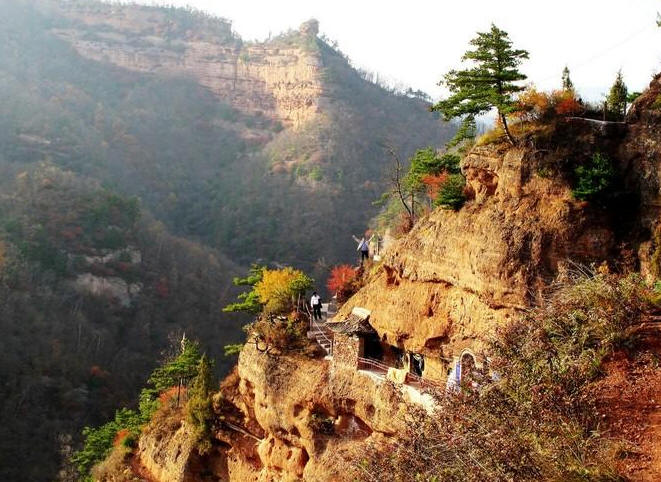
[[142, 0, 661, 101]]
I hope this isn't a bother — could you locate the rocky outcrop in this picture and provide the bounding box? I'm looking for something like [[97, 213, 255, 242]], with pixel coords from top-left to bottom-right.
[[137, 411, 198, 482], [52, 2, 324, 129], [220, 344, 408, 481], [106, 76, 661, 482], [337, 98, 660, 369], [620, 73, 661, 279], [130, 343, 411, 482]]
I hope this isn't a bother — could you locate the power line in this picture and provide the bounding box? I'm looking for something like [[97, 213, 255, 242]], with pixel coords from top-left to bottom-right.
[[535, 23, 657, 84]]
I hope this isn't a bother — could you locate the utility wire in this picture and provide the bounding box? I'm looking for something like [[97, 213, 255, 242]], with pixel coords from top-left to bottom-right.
[[535, 23, 657, 84]]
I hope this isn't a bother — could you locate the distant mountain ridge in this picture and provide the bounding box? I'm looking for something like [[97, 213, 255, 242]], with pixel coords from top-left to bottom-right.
[[3, 0, 452, 273], [52, 2, 323, 129], [0, 1, 452, 479]]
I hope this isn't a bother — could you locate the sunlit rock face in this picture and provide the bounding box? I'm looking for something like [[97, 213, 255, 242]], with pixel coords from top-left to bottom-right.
[[134, 343, 410, 481], [337, 88, 661, 367], [53, 3, 324, 129], [105, 72, 661, 482]]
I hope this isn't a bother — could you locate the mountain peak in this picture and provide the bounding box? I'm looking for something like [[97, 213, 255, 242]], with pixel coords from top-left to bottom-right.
[[299, 18, 319, 37]]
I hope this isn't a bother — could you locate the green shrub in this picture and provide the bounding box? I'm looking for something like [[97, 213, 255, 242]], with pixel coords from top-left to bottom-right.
[[223, 343, 244, 357], [309, 165, 323, 182], [72, 338, 206, 478], [405, 149, 462, 191], [71, 408, 142, 477], [186, 355, 215, 454], [223, 264, 265, 314], [148, 338, 203, 392], [434, 173, 466, 210], [572, 152, 615, 201]]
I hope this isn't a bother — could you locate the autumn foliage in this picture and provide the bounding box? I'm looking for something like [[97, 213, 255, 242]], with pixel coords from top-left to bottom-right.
[[159, 386, 186, 405], [112, 429, 129, 447], [515, 87, 583, 122], [254, 267, 313, 315], [421, 173, 449, 201], [553, 90, 582, 115], [327, 264, 359, 302]]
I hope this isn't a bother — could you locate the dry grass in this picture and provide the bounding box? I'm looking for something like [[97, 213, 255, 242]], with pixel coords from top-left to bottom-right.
[[90, 444, 140, 482], [360, 273, 658, 481], [475, 120, 553, 146]]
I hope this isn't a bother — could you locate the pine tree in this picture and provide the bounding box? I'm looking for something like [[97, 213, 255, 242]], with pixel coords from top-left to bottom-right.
[[607, 70, 628, 120], [432, 24, 529, 145], [562, 66, 574, 91], [186, 354, 215, 454]]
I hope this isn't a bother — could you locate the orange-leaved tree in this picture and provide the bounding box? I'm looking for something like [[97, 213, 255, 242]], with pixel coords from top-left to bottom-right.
[[553, 90, 582, 116], [421, 173, 450, 202], [327, 264, 359, 302]]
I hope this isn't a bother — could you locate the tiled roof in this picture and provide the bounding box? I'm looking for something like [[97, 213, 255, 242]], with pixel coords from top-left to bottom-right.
[[328, 308, 376, 335]]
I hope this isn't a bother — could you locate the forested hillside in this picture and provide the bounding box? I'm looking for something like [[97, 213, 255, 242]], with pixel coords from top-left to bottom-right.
[[1, 0, 452, 274], [0, 1, 451, 479], [0, 164, 247, 480]]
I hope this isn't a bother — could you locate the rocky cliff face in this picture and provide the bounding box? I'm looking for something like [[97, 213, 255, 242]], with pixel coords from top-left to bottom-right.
[[53, 2, 324, 129], [96, 75, 661, 482], [124, 343, 411, 482], [336, 76, 661, 369], [620, 73, 661, 279]]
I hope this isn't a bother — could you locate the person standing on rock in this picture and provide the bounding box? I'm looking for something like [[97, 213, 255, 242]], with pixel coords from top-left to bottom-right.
[[310, 291, 322, 321], [353, 233, 374, 265]]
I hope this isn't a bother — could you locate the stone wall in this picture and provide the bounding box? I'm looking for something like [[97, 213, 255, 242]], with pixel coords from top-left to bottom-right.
[[332, 333, 362, 369]]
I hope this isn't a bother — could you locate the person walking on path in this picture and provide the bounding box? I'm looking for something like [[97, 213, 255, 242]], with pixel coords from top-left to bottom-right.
[[311, 291, 322, 321], [353, 233, 374, 265]]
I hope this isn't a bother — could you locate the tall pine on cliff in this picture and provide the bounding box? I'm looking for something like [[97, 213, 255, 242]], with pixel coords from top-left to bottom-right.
[[432, 24, 529, 145]]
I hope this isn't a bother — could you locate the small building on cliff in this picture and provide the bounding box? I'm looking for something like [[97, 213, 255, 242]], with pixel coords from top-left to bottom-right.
[[328, 307, 456, 390]]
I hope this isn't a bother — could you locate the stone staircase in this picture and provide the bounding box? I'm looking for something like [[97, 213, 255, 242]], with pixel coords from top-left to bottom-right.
[[307, 301, 337, 355]]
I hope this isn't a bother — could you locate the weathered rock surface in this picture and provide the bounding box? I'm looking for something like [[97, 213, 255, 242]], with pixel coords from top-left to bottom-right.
[[52, 3, 324, 129], [128, 343, 411, 482], [338, 80, 661, 365]]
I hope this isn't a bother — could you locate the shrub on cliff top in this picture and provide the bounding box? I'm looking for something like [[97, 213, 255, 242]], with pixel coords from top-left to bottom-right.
[[361, 273, 655, 481], [72, 338, 207, 478], [223, 264, 265, 313], [404, 149, 460, 192], [434, 173, 466, 210], [572, 152, 615, 201], [514, 87, 583, 122], [255, 267, 313, 315], [224, 265, 313, 316]]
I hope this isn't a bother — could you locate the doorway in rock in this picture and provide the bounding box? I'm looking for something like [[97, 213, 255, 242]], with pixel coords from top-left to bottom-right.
[[381, 343, 404, 368], [410, 353, 424, 377], [460, 352, 476, 384], [363, 334, 383, 360]]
